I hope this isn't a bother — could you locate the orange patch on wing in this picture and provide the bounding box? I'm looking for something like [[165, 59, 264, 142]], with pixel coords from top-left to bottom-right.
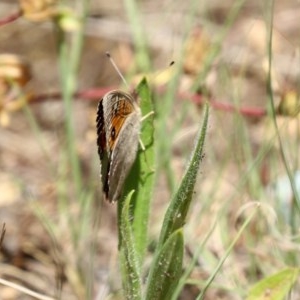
[[107, 98, 135, 151]]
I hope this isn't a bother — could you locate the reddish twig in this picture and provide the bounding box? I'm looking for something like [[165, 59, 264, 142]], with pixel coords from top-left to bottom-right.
[[30, 87, 113, 103], [0, 9, 22, 27], [209, 99, 267, 117], [184, 92, 267, 117], [28, 86, 267, 118]]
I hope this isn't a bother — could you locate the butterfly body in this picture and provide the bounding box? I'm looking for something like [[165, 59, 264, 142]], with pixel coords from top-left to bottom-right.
[[96, 90, 141, 202]]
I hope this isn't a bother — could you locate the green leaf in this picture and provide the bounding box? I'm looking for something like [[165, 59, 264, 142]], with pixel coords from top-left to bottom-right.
[[119, 190, 142, 300], [247, 268, 299, 300], [145, 104, 209, 300], [158, 103, 209, 248], [145, 229, 184, 300], [120, 78, 155, 265]]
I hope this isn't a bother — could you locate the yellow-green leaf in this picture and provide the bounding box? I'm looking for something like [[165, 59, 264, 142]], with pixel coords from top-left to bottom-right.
[[247, 268, 299, 300]]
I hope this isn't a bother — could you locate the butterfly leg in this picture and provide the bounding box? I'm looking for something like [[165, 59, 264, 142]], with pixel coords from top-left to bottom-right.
[[141, 111, 154, 122], [139, 138, 145, 151], [139, 139, 154, 173], [139, 110, 154, 151]]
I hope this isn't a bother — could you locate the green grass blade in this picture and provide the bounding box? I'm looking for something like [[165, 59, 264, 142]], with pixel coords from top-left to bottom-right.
[[247, 268, 300, 300], [120, 78, 155, 265], [145, 229, 184, 300], [157, 103, 209, 248], [265, 0, 300, 230], [155, 0, 200, 193], [55, 3, 89, 197], [171, 217, 218, 300], [191, 0, 247, 91], [123, 0, 150, 71], [119, 190, 142, 300], [196, 203, 260, 300]]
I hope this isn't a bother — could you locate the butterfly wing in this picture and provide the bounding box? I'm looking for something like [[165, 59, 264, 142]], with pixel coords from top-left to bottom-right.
[[98, 90, 141, 202], [107, 110, 141, 202]]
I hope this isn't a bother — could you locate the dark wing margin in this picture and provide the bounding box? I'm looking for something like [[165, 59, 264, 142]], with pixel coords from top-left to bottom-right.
[[96, 99, 110, 200], [96, 99, 106, 160]]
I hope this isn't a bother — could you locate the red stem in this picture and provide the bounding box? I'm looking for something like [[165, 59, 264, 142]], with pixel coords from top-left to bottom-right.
[[0, 9, 266, 119], [30, 87, 113, 103], [29, 86, 267, 118], [183, 92, 267, 117], [0, 9, 22, 27]]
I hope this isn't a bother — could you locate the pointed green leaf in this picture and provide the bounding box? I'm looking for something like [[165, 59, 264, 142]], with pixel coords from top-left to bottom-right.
[[121, 78, 155, 265], [146, 229, 184, 300], [247, 268, 299, 300], [119, 191, 142, 300], [158, 103, 209, 248]]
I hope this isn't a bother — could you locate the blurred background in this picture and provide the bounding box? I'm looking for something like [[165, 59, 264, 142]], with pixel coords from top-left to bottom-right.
[[0, 0, 300, 299]]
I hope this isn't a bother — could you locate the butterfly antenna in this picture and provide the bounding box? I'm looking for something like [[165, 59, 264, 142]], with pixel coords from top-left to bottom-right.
[[106, 52, 130, 89]]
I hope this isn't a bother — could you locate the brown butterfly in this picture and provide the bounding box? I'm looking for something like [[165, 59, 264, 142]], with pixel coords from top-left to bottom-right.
[[96, 89, 141, 202]]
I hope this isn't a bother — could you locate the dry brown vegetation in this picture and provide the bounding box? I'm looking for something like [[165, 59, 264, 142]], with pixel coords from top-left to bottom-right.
[[0, 0, 300, 299]]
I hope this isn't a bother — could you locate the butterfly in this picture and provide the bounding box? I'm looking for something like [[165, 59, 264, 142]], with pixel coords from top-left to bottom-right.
[[96, 89, 142, 202]]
